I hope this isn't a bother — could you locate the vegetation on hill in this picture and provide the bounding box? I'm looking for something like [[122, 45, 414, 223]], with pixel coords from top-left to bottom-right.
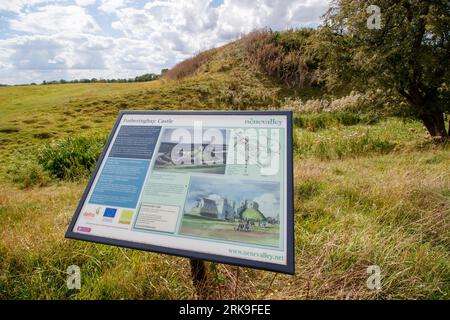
[[0, 5, 449, 299], [164, 49, 218, 81], [244, 29, 320, 89]]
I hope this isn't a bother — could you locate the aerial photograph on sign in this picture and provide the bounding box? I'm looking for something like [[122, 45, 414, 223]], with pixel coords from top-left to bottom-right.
[[154, 128, 227, 174]]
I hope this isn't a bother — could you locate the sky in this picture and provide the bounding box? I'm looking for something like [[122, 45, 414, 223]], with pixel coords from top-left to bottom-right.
[[0, 0, 330, 85]]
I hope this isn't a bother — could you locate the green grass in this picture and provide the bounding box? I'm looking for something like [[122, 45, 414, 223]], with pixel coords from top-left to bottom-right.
[[295, 117, 433, 160], [179, 214, 280, 248], [293, 111, 379, 132], [0, 38, 449, 300]]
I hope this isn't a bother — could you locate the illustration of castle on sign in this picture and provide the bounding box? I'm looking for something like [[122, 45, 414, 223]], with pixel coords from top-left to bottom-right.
[[190, 196, 278, 223]]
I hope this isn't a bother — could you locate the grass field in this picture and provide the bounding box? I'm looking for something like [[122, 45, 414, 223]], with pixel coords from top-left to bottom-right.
[[0, 39, 449, 300]]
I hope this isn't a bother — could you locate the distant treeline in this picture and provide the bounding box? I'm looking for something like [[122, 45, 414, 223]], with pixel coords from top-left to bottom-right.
[[1, 71, 168, 87], [42, 72, 162, 85]]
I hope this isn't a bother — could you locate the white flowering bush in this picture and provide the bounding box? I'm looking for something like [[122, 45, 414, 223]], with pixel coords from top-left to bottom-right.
[[285, 90, 405, 114]]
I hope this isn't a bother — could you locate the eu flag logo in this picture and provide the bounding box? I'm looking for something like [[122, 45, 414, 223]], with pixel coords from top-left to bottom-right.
[[103, 208, 117, 218]]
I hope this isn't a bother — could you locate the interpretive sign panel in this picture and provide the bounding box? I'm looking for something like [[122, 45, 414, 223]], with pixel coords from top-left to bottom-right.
[[66, 111, 294, 274]]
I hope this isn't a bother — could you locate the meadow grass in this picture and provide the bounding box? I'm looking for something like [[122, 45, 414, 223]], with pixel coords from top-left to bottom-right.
[[1, 143, 448, 299], [0, 39, 449, 299]]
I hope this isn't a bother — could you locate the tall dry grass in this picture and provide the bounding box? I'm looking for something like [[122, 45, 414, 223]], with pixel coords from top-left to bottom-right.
[[1, 128, 448, 299], [285, 90, 407, 114], [243, 29, 319, 88], [163, 49, 217, 80]]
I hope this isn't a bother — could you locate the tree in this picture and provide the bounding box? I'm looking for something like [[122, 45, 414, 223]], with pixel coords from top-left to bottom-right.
[[134, 73, 159, 82], [313, 0, 449, 137]]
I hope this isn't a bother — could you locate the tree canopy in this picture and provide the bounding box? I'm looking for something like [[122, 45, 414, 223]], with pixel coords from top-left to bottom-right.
[[311, 0, 449, 137]]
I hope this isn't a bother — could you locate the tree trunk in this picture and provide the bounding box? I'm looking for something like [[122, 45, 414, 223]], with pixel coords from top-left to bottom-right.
[[420, 111, 448, 138], [400, 88, 448, 138]]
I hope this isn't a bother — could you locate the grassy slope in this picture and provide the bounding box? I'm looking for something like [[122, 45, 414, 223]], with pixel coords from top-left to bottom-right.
[[0, 40, 449, 299]]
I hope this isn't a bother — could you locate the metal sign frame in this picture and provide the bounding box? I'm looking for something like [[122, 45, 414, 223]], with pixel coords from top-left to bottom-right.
[[65, 110, 295, 274]]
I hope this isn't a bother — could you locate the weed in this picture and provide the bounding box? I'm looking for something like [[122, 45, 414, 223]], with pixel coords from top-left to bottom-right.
[[7, 154, 50, 189]]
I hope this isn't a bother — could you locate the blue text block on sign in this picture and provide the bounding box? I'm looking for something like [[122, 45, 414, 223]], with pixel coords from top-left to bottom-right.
[[89, 158, 150, 209], [109, 125, 161, 160]]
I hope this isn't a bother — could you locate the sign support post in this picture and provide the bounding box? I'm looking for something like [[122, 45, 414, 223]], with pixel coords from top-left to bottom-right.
[[190, 259, 208, 299]]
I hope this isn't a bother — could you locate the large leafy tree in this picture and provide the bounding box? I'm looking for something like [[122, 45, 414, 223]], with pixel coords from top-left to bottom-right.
[[313, 0, 449, 137]]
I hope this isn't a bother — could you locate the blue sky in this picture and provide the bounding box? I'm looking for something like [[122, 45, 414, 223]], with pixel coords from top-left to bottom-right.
[[0, 0, 329, 85]]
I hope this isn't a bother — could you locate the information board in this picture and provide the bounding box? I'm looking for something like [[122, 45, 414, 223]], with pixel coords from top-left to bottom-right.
[[66, 111, 294, 274]]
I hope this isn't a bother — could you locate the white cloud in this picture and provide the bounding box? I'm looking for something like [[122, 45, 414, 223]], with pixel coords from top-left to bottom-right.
[[9, 5, 101, 35], [0, 0, 53, 13], [253, 193, 280, 218], [75, 0, 97, 6], [0, 33, 180, 84], [1, 34, 111, 71], [110, 0, 328, 54], [99, 0, 127, 13], [0, 0, 330, 84]]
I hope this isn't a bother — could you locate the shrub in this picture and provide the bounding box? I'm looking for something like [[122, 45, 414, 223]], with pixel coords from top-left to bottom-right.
[[38, 135, 106, 181], [7, 155, 50, 189], [294, 113, 329, 131], [243, 29, 319, 88]]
